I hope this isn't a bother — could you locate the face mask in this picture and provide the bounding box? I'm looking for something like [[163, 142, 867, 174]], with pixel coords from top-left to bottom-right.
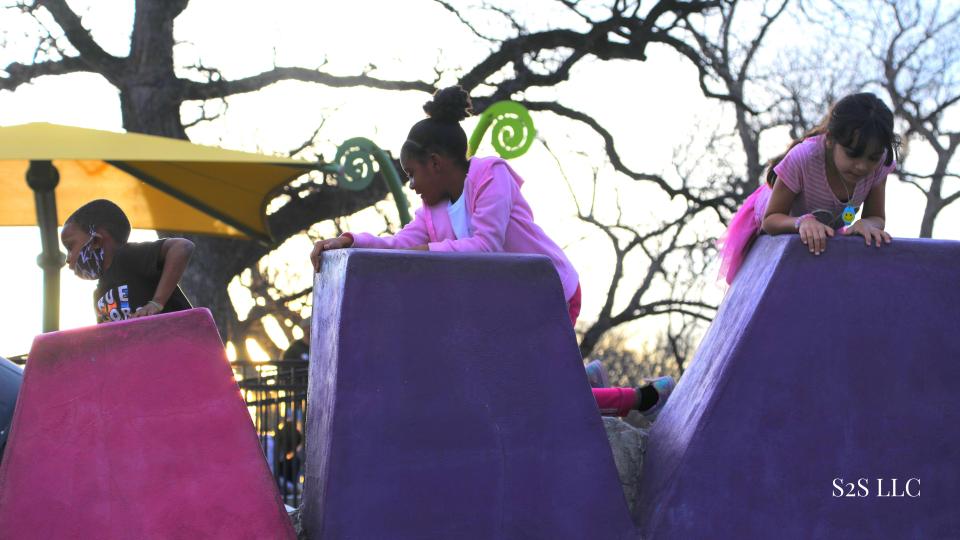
[[75, 228, 104, 280]]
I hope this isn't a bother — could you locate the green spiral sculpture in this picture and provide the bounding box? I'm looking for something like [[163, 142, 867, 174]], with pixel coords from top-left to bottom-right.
[[329, 137, 411, 225], [334, 138, 380, 191], [467, 101, 536, 159]]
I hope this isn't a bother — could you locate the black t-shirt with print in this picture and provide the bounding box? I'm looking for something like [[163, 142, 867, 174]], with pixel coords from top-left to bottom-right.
[[93, 240, 192, 323]]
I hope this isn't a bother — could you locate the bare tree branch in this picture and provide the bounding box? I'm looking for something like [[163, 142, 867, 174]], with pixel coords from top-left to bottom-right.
[[432, 0, 498, 42], [287, 118, 328, 158], [34, 0, 121, 70], [873, 0, 960, 237], [524, 99, 727, 208], [182, 67, 436, 100], [555, 0, 596, 25], [0, 56, 90, 90]]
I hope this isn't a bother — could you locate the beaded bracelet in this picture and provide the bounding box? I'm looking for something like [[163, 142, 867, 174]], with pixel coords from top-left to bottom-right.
[[795, 213, 815, 231]]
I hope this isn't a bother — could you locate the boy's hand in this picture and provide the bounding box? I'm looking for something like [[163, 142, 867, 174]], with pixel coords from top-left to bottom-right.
[[132, 300, 163, 318], [842, 220, 892, 247], [311, 235, 354, 272], [798, 218, 834, 255]]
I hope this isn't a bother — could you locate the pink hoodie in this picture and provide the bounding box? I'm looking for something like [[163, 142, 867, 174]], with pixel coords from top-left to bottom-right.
[[349, 156, 580, 301]]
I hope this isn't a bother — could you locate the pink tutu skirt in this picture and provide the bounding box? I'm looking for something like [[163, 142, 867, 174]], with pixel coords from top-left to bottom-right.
[[717, 185, 772, 285]]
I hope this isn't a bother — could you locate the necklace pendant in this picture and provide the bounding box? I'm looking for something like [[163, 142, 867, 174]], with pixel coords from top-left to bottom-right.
[[842, 205, 856, 226]]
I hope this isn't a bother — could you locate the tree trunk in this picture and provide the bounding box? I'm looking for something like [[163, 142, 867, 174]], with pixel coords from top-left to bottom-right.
[[918, 160, 949, 239], [919, 198, 940, 238], [178, 236, 263, 347], [735, 106, 763, 190], [119, 88, 187, 139], [580, 322, 609, 359]]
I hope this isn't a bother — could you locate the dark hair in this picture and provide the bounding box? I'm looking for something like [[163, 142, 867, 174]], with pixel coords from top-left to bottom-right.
[[401, 86, 473, 168], [766, 92, 899, 187], [65, 199, 131, 244]]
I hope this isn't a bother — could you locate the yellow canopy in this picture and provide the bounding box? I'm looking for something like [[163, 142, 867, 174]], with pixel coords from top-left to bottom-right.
[[0, 123, 319, 242]]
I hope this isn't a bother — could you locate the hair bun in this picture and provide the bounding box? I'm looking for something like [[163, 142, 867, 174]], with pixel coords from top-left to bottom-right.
[[423, 86, 472, 123]]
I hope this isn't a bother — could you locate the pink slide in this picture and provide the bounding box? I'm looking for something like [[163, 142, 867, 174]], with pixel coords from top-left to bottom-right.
[[0, 308, 295, 539]]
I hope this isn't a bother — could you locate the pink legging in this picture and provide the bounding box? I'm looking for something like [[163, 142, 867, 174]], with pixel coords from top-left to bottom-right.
[[568, 284, 638, 417], [592, 387, 638, 417]]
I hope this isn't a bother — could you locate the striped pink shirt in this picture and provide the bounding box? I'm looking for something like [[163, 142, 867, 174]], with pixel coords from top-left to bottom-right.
[[757, 134, 896, 227]]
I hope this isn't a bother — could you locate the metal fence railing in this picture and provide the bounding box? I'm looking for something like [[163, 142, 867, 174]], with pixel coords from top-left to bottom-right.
[[232, 360, 309, 508]]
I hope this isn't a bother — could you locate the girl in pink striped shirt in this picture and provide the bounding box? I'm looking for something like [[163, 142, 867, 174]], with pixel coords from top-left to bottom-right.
[[719, 93, 900, 284], [311, 86, 674, 420]]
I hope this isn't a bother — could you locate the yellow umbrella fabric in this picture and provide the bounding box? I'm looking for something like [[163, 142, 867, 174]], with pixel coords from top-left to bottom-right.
[[0, 123, 319, 242]]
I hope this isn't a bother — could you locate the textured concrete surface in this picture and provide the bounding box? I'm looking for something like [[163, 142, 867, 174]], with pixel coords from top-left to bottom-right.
[[304, 249, 636, 539], [637, 236, 960, 539], [0, 309, 295, 540]]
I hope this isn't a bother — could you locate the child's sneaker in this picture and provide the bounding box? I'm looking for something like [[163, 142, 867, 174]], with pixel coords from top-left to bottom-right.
[[584, 359, 610, 388], [639, 376, 676, 422]]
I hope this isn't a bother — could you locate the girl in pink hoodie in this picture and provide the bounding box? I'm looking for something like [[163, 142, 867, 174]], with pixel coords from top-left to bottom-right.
[[311, 87, 581, 323], [310, 86, 673, 420]]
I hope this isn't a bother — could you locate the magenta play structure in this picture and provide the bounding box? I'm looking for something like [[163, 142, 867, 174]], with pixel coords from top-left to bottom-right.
[[0, 309, 295, 540], [637, 236, 960, 538], [303, 249, 637, 539]]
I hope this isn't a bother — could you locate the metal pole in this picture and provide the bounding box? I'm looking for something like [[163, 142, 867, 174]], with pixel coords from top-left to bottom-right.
[[372, 147, 412, 226], [26, 161, 65, 333]]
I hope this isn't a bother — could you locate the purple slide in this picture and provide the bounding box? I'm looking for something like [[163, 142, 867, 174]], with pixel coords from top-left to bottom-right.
[[637, 236, 960, 538], [304, 249, 636, 539]]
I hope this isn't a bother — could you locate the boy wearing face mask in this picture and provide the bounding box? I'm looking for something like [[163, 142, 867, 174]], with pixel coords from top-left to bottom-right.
[[60, 199, 194, 323]]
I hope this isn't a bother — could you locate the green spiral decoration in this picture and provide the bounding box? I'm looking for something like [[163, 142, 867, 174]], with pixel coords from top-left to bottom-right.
[[329, 137, 412, 225], [467, 101, 536, 159], [333, 138, 379, 191]]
